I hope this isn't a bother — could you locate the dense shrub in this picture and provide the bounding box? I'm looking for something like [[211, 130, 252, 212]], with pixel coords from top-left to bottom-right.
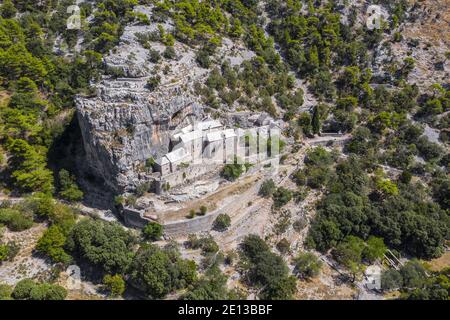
[[222, 162, 244, 181], [293, 252, 323, 279], [129, 244, 196, 299], [213, 214, 231, 232], [36, 225, 72, 264], [0, 208, 33, 231], [66, 219, 136, 274], [240, 235, 296, 299], [12, 279, 66, 300], [58, 169, 83, 202], [0, 283, 13, 300], [186, 234, 219, 255], [0, 242, 19, 263], [259, 179, 276, 198], [272, 187, 293, 208], [103, 274, 126, 297], [276, 238, 290, 254], [142, 222, 163, 241]]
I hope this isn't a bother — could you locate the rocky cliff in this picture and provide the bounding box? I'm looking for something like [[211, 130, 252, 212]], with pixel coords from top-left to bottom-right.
[[76, 13, 207, 194]]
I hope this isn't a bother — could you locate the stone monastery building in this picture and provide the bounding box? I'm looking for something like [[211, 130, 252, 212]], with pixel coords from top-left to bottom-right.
[[154, 118, 280, 176]]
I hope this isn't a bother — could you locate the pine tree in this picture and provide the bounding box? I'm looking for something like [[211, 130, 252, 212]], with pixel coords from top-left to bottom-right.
[[0, 0, 17, 19], [308, 46, 320, 72], [312, 106, 321, 135]]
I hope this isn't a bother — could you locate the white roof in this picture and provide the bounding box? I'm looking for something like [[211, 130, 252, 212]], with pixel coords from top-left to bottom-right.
[[181, 125, 193, 133], [172, 124, 194, 141], [236, 128, 246, 137], [165, 147, 191, 164], [223, 129, 237, 139], [258, 126, 270, 136], [172, 127, 190, 140], [206, 131, 223, 142], [172, 120, 223, 142], [156, 156, 170, 166], [179, 130, 203, 143], [206, 129, 237, 142]]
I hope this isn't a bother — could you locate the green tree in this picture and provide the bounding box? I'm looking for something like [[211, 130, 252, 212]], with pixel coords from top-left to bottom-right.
[[183, 266, 232, 300], [0, 208, 33, 231], [399, 171, 412, 184], [332, 236, 366, 282], [260, 275, 297, 300], [67, 219, 136, 274], [375, 178, 399, 197], [142, 222, 163, 241], [222, 161, 244, 181], [381, 269, 402, 291], [272, 187, 293, 208], [0, 283, 13, 300], [36, 225, 72, 264], [312, 106, 321, 135], [0, 0, 17, 19], [240, 235, 297, 299], [213, 214, 231, 232], [130, 244, 197, 299], [337, 96, 358, 112], [103, 274, 125, 297], [30, 192, 55, 219], [345, 126, 372, 155], [259, 179, 276, 198], [7, 139, 54, 194], [400, 260, 427, 289], [363, 236, 387, 263], [293, 252, 323, 279], [58, 169, 83, 202], [298, 112, 312, 136], [196, 48, 211, 68]]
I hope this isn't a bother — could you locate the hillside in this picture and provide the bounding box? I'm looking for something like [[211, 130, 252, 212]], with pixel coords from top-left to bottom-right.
[[0, 0, 448, 301]]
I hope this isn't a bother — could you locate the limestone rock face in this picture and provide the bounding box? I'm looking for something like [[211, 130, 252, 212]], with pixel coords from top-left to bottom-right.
[[76, 18, 205, 193], [77, 84, 201, 193]]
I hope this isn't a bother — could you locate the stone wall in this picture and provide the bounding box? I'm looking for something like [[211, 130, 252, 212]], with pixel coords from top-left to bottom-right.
[[155, 163, 221, 194], [122, 207, 148, 228], [163, 210, 222, 236], [122, 158, 278, 234], [309, 139, 348, 147], [320, 132, 345, 137], [122, 203, 221, 236]]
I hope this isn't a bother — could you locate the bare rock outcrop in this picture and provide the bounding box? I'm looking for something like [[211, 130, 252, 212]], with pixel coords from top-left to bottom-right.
[[76, 17, 206, 194]]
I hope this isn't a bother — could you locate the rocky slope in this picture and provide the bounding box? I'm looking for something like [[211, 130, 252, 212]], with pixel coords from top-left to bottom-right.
[[76, 1, 449, 198], [76, 9, 208, 194], [386, 0, 449, 89]]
